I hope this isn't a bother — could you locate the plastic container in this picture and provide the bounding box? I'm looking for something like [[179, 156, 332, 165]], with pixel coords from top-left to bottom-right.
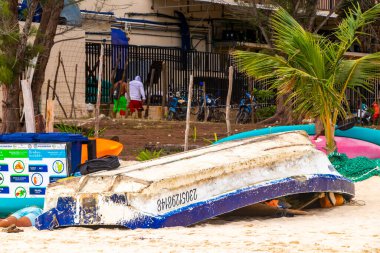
[[36, 133, 88, 173], [0, 133, 38, 143], [0, 133, 88, 217]]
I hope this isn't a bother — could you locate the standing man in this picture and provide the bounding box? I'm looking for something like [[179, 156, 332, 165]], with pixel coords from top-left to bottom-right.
[[129, 76, 146, 118], [111, 80, 128, 118]]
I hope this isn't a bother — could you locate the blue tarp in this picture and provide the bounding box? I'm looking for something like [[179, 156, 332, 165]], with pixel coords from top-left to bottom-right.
[[19, 0, 82, 26], [111, 28, 129, 81]]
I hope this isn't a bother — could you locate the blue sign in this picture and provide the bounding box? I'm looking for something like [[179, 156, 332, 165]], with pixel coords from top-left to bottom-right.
[[10, 175, 29, 183], [29, 149, 66, 161], [29, 165, 48, 172], [0, 186, 10, 194], [0, 164, 8, 171], [29, 187, 46, 195], [49, 176, 66, 183]]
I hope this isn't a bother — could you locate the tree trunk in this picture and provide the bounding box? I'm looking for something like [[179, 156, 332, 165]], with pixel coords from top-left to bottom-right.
[[31, 0, 65, 114], [259, 94, 293, 125], [1, 82, 22, 133], [1, 0, 22, 133], [258, 0, 319, 126]]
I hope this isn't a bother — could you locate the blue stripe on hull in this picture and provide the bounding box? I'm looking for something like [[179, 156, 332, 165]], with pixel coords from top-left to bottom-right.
[[36, 174, 354, 230]]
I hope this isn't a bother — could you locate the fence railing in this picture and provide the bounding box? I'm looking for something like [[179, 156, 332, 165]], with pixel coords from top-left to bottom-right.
[[85, 43, 269, 106], [85, 42, 379, 115]]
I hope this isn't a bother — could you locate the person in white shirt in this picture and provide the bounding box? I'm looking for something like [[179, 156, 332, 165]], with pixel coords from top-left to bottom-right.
[[128, 76, 146, 118]]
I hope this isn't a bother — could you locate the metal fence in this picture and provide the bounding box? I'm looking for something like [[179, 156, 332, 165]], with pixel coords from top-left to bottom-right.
[[85, 43, 255, 106], [85, 42, 379, 114]]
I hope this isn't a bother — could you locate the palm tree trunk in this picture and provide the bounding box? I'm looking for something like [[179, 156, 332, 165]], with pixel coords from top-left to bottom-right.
[[259, 93, 293, 125], [323, 114, 336, 153]]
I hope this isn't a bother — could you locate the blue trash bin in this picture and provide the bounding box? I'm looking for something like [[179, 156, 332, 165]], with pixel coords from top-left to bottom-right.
[[36, 133, 88, 173], [0, 133, 38, 142], [0, 132, 88, 217]]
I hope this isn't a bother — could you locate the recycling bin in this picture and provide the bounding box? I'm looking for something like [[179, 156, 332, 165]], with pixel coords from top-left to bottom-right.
[[0, 133, 88, 217]]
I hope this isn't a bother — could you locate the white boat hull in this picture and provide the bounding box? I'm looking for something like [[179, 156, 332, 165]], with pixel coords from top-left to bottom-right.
[[36, 131, 354, 229]]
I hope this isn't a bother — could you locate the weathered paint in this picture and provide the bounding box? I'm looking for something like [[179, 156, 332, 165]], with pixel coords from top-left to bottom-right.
[[36, 174, 353, 229], [36, 131, 355, 230]]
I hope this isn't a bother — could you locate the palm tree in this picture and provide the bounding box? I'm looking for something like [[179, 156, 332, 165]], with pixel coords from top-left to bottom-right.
[[232, 4, 380, 153]]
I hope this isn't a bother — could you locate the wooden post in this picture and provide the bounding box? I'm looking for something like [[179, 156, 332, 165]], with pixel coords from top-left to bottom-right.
[[226, 66, 233, 136], [60, 57, 73, 103], [45, 79, 50, 117], [21, 56, 38, 133], [203, 81, 207, 122], [45, 99, 55, 132], [184, 75, 194, 151], [161, 61, 167, 120], [95, 44, 104, 138], [21, 79, 35, 133], [51, 86, 68, 119], [52, 51, 61, 100], [144, 68, 155, 119], [70, 64, 78, 118]]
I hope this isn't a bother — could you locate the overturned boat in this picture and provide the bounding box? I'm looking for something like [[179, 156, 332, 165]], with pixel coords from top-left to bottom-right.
[[36, 131, 354, 230]]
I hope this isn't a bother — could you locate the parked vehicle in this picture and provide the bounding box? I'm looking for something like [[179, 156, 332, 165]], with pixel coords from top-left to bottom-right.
[[197, 94, 225, 122], [357, 105, 372, 125], [167, 91, 187, 121], [236, 92, 255, 124]]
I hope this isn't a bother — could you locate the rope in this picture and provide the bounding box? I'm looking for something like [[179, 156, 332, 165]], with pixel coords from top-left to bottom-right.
[[328, 152, 380, 182]]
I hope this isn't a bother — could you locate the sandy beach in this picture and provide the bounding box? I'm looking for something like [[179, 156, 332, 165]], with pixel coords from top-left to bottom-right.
[[2, 176, 379, 253]]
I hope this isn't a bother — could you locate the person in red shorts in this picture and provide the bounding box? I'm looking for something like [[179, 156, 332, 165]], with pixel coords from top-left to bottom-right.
[[129, 76, 146, 118], [372, 100, 379, 126]]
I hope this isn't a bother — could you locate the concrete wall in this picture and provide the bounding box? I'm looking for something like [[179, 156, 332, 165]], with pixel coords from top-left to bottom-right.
[[0, 25, 87, 120], [79, 0, 219, 51], [40, 26, 87, 119]]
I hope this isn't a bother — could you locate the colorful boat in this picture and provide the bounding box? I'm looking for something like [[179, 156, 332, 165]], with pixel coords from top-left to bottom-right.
[[216, 125, 380, 159], [36, 131, 354, 230], [310, 136, 380, 159], [216, 124, 380, 146], [81, 138, 123, 163]]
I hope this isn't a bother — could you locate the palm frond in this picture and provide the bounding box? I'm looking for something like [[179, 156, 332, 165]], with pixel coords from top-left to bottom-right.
[[271, 8, 326, 79], [231, 50, 286, 81], [336, 52, 380, 93], [334, 4, 380, 60]]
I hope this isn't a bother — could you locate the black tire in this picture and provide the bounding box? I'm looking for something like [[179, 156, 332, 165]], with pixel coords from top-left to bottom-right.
[[243, 111, 251, 124], [167, 111, 175, 121], [241, 111, 250, 124], [190, 100, 200, 115], [214, 111, 226, 122], [197, 108, 205, 121], [236, 111, 249, 124], [236, 111, 242, 124], [236, 111, 247, 124]]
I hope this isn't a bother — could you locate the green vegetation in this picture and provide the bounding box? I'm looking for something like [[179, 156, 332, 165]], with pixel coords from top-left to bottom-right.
[[253, 88, 277, 120], [54, 123, 106, 137], [256, 105, 276, 120], [136, 149, 163, 161], [233, 4, 380, 153]]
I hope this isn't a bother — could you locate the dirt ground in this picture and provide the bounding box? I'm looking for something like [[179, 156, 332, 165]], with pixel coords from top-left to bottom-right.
[[91, 118, 262, 161]]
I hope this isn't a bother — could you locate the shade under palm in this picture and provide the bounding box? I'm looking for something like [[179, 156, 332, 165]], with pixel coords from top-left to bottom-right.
[[232, 4, 380, 153]]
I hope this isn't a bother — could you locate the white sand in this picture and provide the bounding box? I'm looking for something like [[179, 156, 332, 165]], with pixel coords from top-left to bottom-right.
[[3, 177, 380, 253]]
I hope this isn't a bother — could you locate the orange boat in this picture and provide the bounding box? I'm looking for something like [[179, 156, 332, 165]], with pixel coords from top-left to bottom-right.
[[81, 138, 123, 163]]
